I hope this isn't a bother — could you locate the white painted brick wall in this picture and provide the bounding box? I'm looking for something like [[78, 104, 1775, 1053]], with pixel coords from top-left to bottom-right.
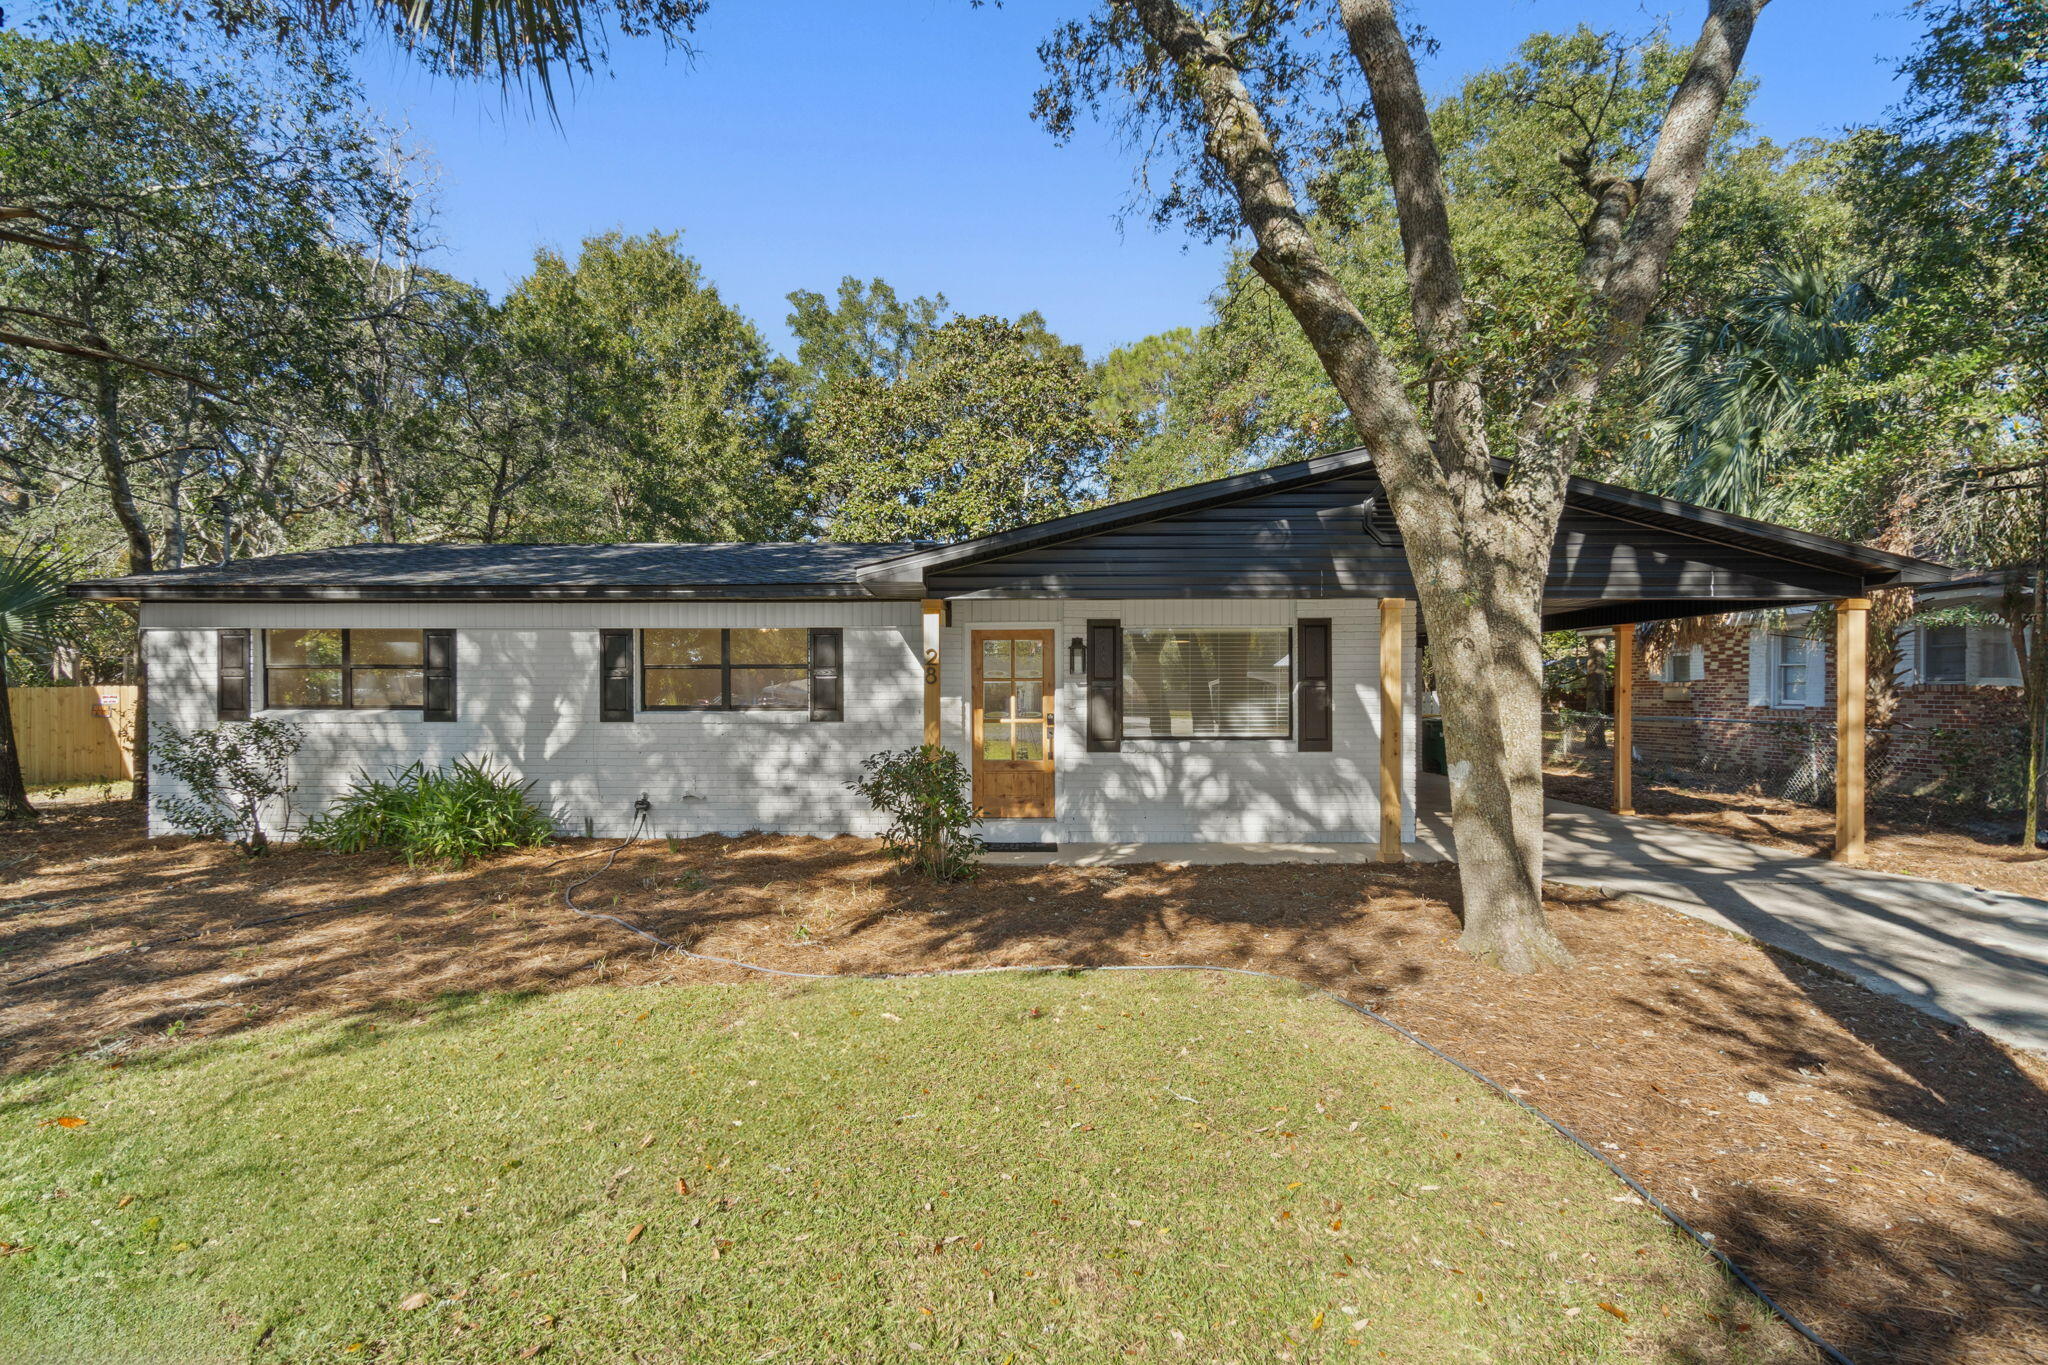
[[142, 596, 1416, 847], [142, 602, 921, 840]]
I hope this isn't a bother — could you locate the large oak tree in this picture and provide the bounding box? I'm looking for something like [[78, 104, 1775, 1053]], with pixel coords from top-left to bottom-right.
[[1034, 1, 1766, 969]]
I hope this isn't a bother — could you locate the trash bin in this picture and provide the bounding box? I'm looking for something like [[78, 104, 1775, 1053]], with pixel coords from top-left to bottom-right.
[[1422, 717, 1447, 775]]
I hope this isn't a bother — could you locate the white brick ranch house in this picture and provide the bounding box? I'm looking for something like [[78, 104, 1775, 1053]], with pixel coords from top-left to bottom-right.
[[71, 449, 1945, 853]]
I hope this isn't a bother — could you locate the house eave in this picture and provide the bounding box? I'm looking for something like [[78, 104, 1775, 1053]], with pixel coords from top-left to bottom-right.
[[66, 582, 891, 604]]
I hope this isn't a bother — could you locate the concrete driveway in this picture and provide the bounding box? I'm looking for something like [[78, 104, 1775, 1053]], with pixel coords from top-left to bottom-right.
[[1418, 774, 2048, 1056]]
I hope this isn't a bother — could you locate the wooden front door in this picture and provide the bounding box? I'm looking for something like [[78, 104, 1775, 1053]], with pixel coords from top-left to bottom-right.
[[971, 630, 1055, 819]]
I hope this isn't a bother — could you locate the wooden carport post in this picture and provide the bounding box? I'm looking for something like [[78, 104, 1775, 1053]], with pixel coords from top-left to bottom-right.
[[1378, 599, 1404, 862], [922, 599, 944, 748], [1833, 598, 1870, 864], [1612, 624, 1635, 816]]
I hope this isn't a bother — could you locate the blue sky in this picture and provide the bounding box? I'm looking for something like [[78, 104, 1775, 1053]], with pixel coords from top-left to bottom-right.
[[353, 0, 1925, 359]]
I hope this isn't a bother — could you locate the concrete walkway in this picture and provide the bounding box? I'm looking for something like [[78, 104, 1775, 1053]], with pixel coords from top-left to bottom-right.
[[1417, 774, 2048, 1056]]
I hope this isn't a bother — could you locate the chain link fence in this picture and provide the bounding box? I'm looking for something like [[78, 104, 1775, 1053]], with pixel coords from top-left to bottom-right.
[[1545, 709, 2034, 816]]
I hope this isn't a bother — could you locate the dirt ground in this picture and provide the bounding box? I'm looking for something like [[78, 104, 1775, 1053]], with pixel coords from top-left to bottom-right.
[[1546, 765, 2048, 900], [5, 803, 2047, 1365]]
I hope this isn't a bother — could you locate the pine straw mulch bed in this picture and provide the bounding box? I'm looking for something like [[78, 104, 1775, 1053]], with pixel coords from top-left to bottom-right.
[[4, 803, 2047, 1365], [1545, 767, 2048, 901]]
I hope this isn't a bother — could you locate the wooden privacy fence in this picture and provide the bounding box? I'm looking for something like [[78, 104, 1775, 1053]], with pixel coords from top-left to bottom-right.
[[9, 685, 138, 786]]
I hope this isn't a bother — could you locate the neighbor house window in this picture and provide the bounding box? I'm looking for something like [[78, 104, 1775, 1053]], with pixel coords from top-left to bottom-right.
[[1976, 629, 2021, 684], [1921, 623, 2022, 684], [1769, 632, 1819, 708], [1922, 625, 1970, 683], [641, 628, 810, 710], [264, 628, 424, 709], [1121, 627, 1291, 739], [1660, 646, 1703, 684]]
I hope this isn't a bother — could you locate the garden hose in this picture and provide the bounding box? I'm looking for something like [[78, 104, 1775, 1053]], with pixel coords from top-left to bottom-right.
[[562, 812, 1858, 1365]]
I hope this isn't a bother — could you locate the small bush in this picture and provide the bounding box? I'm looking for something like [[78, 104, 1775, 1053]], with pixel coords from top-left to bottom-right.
[[152, 718, 305, 854], [852, 744, 982, 881], [305, 758, 553, 864]]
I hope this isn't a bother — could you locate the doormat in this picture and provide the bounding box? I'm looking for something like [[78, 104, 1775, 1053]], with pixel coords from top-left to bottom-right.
[[982, 841, 1059, 853]]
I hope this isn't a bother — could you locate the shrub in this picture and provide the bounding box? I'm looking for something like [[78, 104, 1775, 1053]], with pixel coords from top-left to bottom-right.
[[152, 718, 305, 854], [852, 744, 982, 881], [305, 758, 553, 864]]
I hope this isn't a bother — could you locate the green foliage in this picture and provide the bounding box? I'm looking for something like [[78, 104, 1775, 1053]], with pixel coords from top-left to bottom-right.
[[151, 719, 305, 854], [812, 314, 1129, 542], [0, 545, 91, 819], [496, 232, 807, 543], [0, 546, 83, 671], [851, 745, 981, 882], [1620, 258, 1887, 515], [304, 758, 554, 864], [0, 9, 415, 575], [1075, 27, 1809, 500], [784, 276, 948, 398]]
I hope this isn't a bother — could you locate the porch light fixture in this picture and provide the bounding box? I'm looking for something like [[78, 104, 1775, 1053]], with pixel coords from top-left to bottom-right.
[[1069, 636, 1087, 675]]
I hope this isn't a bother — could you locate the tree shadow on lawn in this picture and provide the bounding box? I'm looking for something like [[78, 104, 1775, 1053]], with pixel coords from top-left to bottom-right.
[[9, 804, 2048, 1361], [1607, 944, 2048, 1364], [0, 804, 1453, 1079]]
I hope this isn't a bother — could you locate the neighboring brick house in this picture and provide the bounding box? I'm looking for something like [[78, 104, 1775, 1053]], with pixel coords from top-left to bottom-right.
[[1615, 577, 2029, 805]]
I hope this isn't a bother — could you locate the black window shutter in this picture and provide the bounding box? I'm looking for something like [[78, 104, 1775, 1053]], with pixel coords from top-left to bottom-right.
[[809, 628, 843, 721], [422, 629, 457, 721], [218, 629, 251, 721], [600, 629, 635, 721], [1086, 618, 1122, 753], [1297, 618, 1332, 752]]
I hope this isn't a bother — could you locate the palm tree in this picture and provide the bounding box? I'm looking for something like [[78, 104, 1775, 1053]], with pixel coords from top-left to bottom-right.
[[1625, 258, 1887, 515], [0, 548, 83, 821]]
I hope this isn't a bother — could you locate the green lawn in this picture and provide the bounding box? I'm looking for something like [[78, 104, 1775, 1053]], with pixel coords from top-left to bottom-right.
[[0, 972, 1801, 1363]]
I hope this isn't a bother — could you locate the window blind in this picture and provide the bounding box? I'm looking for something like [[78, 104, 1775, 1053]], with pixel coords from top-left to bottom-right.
[[1122, 627, 1291, 739]]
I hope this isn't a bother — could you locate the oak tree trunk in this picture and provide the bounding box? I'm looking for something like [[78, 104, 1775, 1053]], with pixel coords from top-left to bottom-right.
[[1401, 502, 1571, 971]]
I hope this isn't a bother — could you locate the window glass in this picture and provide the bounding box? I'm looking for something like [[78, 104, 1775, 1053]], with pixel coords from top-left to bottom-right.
[[1974, 627, 2019, 681], [1924, 625, 1969, 682], [642, 628, 811, 709], [267, 628, 343, 667], [264, 629, 422, 709], [1122, 627, 1291, 738], [729, 628, 808, 665], [732, 667, 809, 709], [268, 667, 343, 709], [1771, 633, 1815, 706], [351, 629, 423, 667], [644, 629, 721, 667], [351, 668, 425, 708], [644, 668, 725, 709], [1666, 650, 1698, 683]]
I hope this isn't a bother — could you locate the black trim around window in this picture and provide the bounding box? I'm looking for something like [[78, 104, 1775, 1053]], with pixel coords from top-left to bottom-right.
[[263, 628, 426, 711], [639, 628, 812, 712]]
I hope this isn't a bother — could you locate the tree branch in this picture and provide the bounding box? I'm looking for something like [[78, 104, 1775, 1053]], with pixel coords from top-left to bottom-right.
[[1333, 0, 1465, 352], [1129, 0, 1435, 486], [0, 330, 223, 393], [1596, 0, 1767, 351], [1334, 0, 1486, 461]]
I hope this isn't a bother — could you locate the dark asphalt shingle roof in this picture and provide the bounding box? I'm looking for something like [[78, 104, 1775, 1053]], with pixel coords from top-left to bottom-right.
[[72, 541, 932, 600]]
